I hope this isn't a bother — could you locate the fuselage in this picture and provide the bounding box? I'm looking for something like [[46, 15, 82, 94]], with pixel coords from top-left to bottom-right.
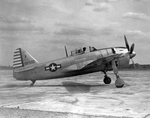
[[13, 46, 135, 81]]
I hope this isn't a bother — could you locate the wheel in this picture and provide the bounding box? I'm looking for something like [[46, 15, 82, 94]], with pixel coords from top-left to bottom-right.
[[103, 75, 111, 84], [115, 77, 124, 88]]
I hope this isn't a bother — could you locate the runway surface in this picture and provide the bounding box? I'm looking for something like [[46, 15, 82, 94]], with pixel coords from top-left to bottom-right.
[[0, 70, 150, 118]]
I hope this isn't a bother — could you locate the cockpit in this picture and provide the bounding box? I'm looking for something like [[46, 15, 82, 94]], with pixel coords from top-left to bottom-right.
[[70, 46, 98, 56], [71, 47, 86, 56], [70, 46, 117, 56], [89, 46, 97, 52]]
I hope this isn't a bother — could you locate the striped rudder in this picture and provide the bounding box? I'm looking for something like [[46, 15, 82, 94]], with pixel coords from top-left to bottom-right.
[[13, 48, 24, 68]]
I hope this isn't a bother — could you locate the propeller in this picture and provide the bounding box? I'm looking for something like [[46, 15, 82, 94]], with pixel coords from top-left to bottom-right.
[[124, 35, 136, 69], [124, 35, 135, 55]]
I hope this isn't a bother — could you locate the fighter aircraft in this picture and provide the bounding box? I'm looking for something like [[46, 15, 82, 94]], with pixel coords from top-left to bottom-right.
[[13, 35, 136, 88]]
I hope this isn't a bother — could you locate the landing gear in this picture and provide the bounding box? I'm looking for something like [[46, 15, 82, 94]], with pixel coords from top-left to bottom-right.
[[115, 74, 124, 88], [30, 80, 36, 86], [112, 60, 124, 88], [103, 74, 111, 84]]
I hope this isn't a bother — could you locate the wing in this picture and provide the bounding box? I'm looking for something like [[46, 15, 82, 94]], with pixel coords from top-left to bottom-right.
[[80, 54, 122, 70]]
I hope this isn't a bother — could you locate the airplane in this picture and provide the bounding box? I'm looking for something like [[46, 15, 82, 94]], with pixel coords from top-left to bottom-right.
[[13, 35, 136, 88]]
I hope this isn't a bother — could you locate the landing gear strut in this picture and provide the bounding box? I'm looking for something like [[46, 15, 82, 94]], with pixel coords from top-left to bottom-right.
[[112, 60, 124, 88], [30, 80, 36, 86], [103, 71, 111, 84]]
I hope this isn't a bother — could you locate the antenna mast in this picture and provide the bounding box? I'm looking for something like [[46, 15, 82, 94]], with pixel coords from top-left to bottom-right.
[[64, 46, 68, 57]]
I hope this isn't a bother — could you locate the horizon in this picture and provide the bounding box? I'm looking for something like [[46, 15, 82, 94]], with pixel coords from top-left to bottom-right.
[[1, 62, 150, 67]]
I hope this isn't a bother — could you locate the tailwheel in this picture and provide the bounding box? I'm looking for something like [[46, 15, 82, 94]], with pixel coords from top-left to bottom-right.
[[103, 75, 111, 84], [115, 75, 124, 88], [30, 80, 36, 86]]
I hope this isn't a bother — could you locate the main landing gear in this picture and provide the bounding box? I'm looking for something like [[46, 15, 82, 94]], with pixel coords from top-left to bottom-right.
[[112, 60, 124, 88], [30, 80, 36, 86], [103, 60, 124, 88], [103, 72, 111, 84]]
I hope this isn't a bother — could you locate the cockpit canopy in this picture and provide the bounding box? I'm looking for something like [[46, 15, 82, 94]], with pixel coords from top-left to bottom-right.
[[89, 46, 97, 52], [70, 46, 97, 56], [71, 47, 86, 56], [70, 46, 117, 56]]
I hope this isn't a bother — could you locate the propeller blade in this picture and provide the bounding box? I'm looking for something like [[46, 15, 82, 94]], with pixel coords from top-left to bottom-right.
[[130, 43, 135, 54], [124, 35, 130, 51], [131, 59, 136, 69], [131, 58, 138, 75]]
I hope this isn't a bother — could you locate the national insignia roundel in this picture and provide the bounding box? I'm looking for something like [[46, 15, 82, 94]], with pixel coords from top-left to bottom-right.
[[45, 63, 61, 72]]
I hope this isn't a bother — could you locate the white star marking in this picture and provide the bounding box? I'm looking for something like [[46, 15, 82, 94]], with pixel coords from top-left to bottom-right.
[[50, 64, 57, 71]]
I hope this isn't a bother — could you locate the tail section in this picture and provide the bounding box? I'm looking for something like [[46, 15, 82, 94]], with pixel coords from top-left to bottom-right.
[[13, 48, 38, 70]]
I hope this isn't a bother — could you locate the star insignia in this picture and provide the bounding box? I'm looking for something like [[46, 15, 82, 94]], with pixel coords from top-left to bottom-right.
[[45, 63, 61, 72]]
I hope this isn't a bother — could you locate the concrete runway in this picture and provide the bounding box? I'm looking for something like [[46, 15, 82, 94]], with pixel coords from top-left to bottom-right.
[[0, 70, 150, 118]]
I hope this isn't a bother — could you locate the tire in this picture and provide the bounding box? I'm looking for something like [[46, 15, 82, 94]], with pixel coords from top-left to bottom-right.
[[103, 76, 111, 84]]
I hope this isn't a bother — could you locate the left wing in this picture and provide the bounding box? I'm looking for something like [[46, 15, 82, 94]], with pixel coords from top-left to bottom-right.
[[80, 54, 122, 70]]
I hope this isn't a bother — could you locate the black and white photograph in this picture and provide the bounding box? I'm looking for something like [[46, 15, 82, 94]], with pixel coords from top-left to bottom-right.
[[0, 0, 150, 118]]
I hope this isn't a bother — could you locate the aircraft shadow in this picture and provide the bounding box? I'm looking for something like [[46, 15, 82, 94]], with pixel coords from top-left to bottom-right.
[[61, 81, 108, 93], [61, 81, 91, 93], [2, 84, 32, 88], [2, 84, 67, 88], [2, 81, 108, 91]]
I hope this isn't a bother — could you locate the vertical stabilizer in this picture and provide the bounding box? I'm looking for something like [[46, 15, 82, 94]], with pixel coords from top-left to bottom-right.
[[13, 48, 38, 70]]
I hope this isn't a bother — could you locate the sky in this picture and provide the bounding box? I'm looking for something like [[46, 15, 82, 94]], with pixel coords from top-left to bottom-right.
[[0, 0, 150, 66]]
